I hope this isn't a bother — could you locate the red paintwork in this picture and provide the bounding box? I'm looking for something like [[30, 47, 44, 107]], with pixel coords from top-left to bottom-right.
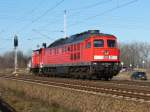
[[31, 35, 120, 67], [31, 50, 40, 68]]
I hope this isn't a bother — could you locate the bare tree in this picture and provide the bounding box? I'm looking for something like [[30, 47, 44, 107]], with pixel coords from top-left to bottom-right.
[[0, 51, 30, 69], [120, 42, 150, 69]]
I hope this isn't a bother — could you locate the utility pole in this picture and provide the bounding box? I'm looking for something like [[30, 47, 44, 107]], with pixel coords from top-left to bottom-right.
[[64, 10, 67, 38], [14, 35, 18, 75], [142, 60, 145, 72]]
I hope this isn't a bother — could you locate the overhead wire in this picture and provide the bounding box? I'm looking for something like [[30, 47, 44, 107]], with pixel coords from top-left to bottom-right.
[[32, 0, 138, 40], [31, 0, 64, 23], [68, 0, 138, 28], [39, 0, 113, 30], [32, 29, 52, 39], [17, 0, 138, 42], [23, 0, 44, 15], [17, 0, 65, 33], [15, 0, 44, 22], [68, 0, 112, 11], [0, 0, 42, 21], [20, 0, 113, 36]]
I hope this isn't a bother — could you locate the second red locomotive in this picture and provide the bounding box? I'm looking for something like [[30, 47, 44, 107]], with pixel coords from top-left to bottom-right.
[[31, 30, 121, 80]]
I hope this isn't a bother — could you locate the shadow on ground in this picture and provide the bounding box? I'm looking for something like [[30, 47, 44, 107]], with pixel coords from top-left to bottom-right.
[[0, 98, 16, 112]]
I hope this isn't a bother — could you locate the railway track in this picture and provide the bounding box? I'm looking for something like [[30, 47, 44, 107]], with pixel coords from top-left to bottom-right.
[[14, 74, 150, 89], [0, 74, 150, 103]]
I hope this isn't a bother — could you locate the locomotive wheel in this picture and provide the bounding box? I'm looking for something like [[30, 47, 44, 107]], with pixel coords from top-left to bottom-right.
[[104, 77, 109, 81], [100, 77, 109, 81], [85, 74, 92, 80], [109, 76, 113, 80], [104, 76, 113, 81], [80, 75, 86, 80]]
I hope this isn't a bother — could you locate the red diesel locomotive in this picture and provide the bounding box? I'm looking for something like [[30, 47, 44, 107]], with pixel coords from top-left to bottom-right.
[[31, 30, 121, 80]]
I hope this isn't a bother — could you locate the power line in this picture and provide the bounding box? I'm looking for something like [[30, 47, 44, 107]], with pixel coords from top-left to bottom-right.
[[39, 0, 112, 30], [31, 0, 115, 37], [68, 0, 138, 28], [31, 0, 64, 23], [67, 0, 113, 21], [37, 15, 63, 30], [15, 0, 44, 22], [23, 0, 44, 15], [64, 10, 67, 38], [68, 0, 112, 11], [32, 29, 54, 39], [86, 0, 138, 20], [0, 1, 43, 21], [17, 0, 65, 33]]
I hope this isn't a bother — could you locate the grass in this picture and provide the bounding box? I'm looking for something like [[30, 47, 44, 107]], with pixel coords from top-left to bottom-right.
[[0, 78, 150, 112], [0, 88, 78, 112], [115, 69, 150, 80], [1, 68, 150, 112]]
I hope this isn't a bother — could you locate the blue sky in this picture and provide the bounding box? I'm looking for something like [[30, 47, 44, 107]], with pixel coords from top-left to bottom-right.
[[0, 0, 149, 54]]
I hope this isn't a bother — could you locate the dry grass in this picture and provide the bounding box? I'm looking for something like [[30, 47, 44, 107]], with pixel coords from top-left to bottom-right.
[[0, 68, 31, 76], [145, 69, 150, 80], [0, 68, 14, 74], [0, 78, 150, 112], [0, 88, 78, 112], [115, 69, 150, 80], [114, 72, 132, 80]]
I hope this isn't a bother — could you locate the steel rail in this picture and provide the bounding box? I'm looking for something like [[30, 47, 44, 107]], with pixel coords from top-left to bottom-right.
[[0, 75, 150, 103]]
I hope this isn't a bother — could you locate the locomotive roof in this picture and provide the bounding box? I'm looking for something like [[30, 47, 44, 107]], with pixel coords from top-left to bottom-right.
[[48, 30, 114, 48]]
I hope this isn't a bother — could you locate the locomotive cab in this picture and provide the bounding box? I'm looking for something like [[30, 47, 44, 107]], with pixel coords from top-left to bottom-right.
[[89, 35, 121, 79], [92, 35, 120, 62]]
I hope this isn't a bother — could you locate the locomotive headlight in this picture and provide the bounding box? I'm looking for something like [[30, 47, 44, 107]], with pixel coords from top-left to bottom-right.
[[109, 56, 117, 60], [40, 63, 43, 68], [93, 62, 97, 65]]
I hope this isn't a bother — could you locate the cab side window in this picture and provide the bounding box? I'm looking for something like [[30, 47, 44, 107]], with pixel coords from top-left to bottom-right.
[[107, 40, 116, 48], [94, 39, 104, 47], [86, 42, 91, 48]]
